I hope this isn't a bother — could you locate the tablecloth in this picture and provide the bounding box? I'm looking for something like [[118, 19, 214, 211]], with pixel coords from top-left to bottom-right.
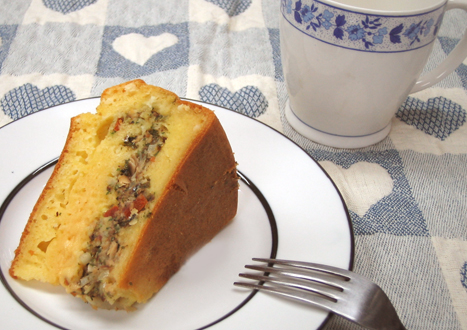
[[0, 0, 466, 329]]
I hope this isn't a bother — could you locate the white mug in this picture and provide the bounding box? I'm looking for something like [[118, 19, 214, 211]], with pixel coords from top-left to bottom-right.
[[281, 0, 467, 148]]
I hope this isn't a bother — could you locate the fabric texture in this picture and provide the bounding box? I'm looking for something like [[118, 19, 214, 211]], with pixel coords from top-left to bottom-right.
[[1, 0, 467, 328]]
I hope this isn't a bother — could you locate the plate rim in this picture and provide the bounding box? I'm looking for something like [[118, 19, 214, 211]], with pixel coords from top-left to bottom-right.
[[0, 97, 355, 330]]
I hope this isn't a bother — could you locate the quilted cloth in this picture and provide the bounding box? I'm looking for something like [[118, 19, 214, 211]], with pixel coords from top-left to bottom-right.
[[1, 0, 467, 329]]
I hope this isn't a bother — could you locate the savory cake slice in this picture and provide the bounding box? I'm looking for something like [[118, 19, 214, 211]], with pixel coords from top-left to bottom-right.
[[9, 79, 238, 310]]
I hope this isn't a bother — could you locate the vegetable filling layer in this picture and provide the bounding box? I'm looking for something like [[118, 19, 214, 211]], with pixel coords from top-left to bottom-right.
[[77, 110, 167, 304]]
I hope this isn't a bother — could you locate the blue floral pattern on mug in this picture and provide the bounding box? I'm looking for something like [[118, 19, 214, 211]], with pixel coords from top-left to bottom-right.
[[281, 0, 445, 52]]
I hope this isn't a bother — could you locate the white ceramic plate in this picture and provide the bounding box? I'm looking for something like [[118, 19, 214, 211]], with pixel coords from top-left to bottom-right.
[[0, 99, 354, 330]]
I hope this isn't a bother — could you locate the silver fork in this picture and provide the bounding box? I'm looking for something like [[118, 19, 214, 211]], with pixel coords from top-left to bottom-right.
[[234, 258, 406, 330]]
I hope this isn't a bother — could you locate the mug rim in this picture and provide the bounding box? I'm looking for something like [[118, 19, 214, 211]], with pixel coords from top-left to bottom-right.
[[280, 0, 446, 53], [321, 0, 447, 16]]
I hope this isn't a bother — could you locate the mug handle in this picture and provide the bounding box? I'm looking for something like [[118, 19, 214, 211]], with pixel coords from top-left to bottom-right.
[[410, 0, 467, 94]]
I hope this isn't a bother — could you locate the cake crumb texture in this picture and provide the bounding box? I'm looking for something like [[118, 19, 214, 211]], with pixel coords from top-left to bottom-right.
[[9, 79, 238, 310]]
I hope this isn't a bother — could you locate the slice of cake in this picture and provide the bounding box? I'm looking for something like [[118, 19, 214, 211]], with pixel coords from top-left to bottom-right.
[[9, 80, 238, 310]]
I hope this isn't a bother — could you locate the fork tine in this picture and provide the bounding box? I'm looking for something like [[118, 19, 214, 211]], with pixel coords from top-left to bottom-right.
[[238, 272, 341, 301], [237, 259, 407, 330], [245, 264, 348, 291], [253, 258, 353, 279], [234, 280, 337, 312]]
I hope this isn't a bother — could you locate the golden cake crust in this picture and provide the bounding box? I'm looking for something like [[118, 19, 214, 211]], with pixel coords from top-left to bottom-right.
[[120, 112, 238, 301], [9, 80, 238, 309], [101, 82, 239, 302]]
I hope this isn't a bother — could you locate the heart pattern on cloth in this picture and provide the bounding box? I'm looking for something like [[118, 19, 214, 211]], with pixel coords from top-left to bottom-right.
[[1, 83, 76, 121], [206, 0, 252, 17], [112, 33, 179, 66], [320, 161, 393, 217], [309, 149, 429, 237], [199, 83, 268, 118], [396, 96, 466, 140], [42, 0, 98, 14]]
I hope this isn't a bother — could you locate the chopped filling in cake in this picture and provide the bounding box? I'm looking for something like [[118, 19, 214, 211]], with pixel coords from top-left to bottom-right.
[[77, 110, 167, 303]]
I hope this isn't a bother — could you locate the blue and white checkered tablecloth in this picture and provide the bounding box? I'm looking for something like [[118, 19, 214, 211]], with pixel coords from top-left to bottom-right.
[[1, 0, 467, 329]]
